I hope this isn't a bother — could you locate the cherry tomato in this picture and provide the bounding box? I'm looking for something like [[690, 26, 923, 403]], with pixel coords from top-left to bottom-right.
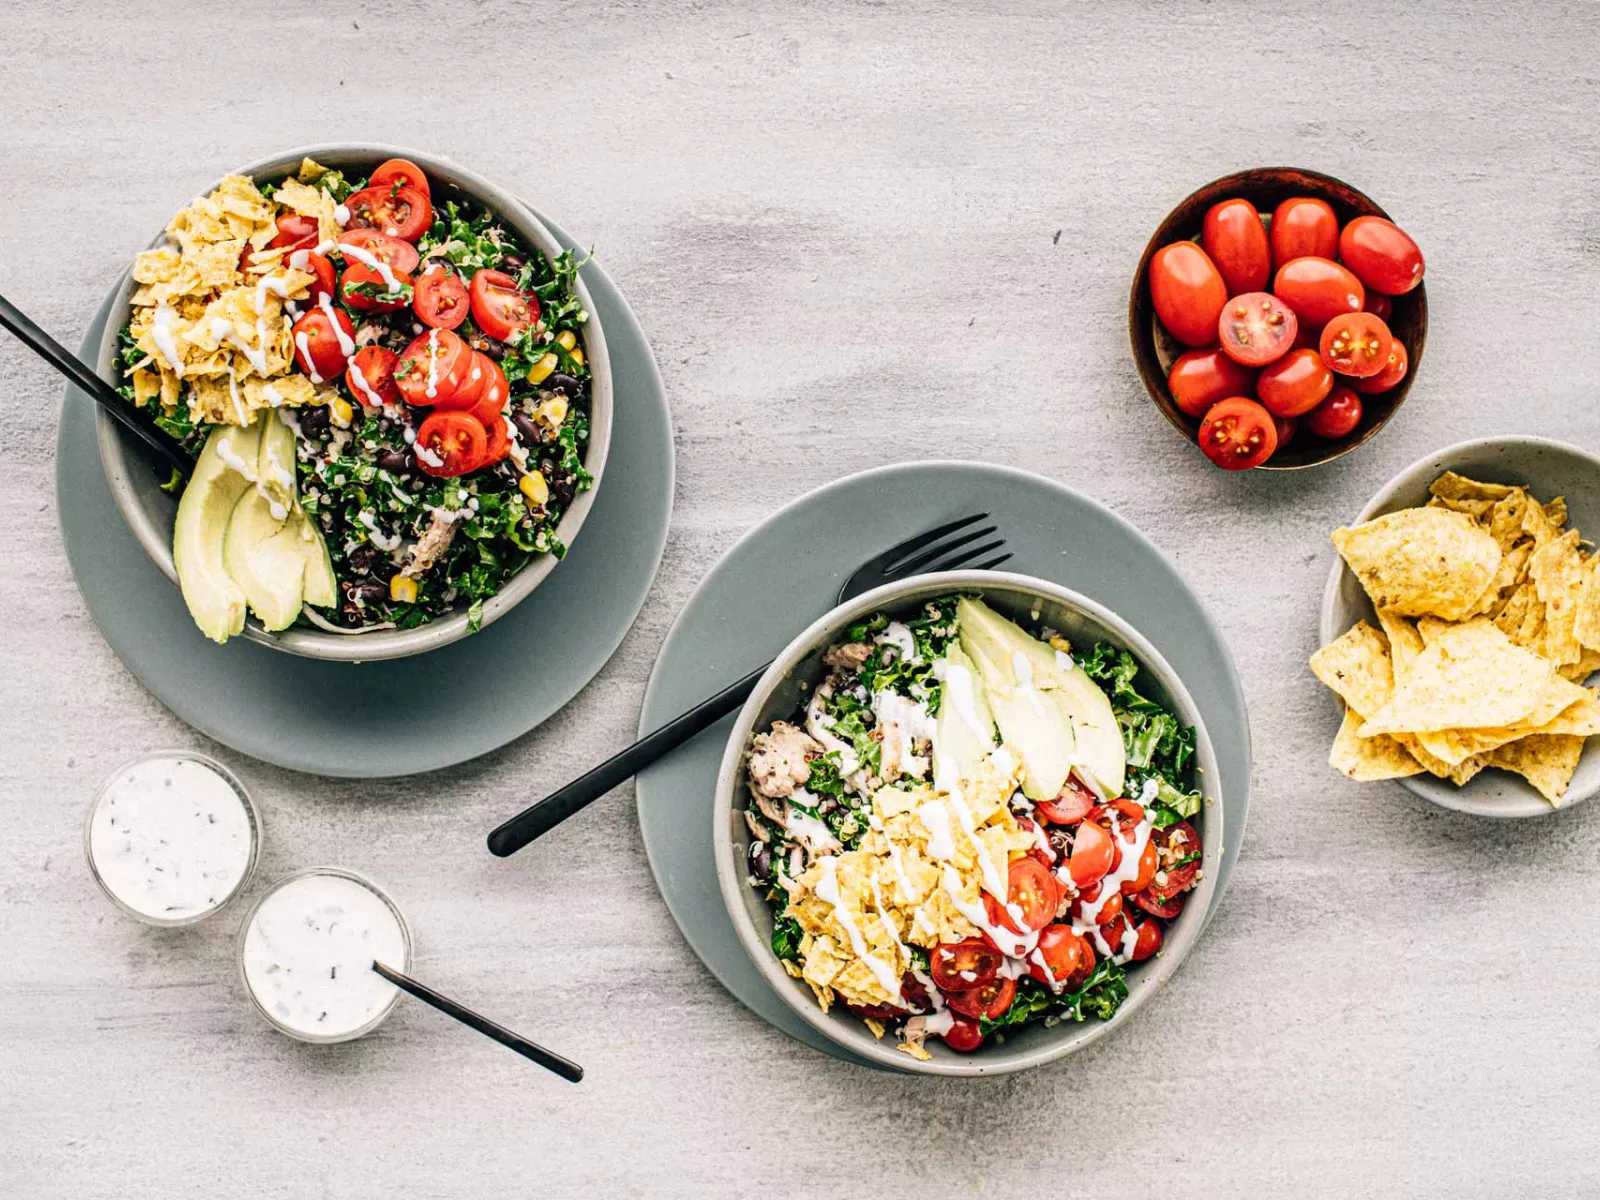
[[414, 265, 471, 330], [1071, 880, 1124, 926], [395, 329, 474, 407], [434, 349, 494, 412], [1029, 925, 1089, 987], [1098, 911, 1135, 957], [1363, 292, 1393, 321], [984, 857, 1058, 935], [845, 1000, 901, 1021], [1198, 396, 1277, 469], [1149, 820, 1201, 899], [269, 212, 320, 253], [1217, 292, 1298, 367], [900, 971, 932, 1010], [369, 157, 432, 200], [466, 354, 511, 429], [945, 976, 1016, 1021], [290, 250, 337, 304], [930, 937, 1002, 992], [1034, 775, 1097, 825], [1320, 312, 1393, 378], [345, 346, 400, 409], [1274, 416, 1298, 449], [1068, 817, 1116, 888], [1269, 197, 1338, 269], [1167, 349, 1257, 420], [477, 410, 510, 468], [415, 411, 488, 478], [1257, 348, 1334, 417], [469, 269, 541, 342], [345, 184, 433, 242], [337, 229, 422, 274], [1149, 241, 1228, 348], [1200, 198, 1271, 295], [1131, 919, 1163, 962], [1273, 256, 1365, 328], [1125, 838, 1158, 895], [1354, 337, 1408, 395], [290, 307, 353, 381], [1306, 386, 1363, 439], [1089, 797, 1146, 843], [340, 262, 415, 313], [1339, 215, 1424, 295], [942, 1016, 984, 1052], [1130, 887, 1185, 920]]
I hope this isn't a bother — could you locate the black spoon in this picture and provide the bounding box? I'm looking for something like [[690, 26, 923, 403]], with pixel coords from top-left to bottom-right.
[[0, 289, 192, 476]]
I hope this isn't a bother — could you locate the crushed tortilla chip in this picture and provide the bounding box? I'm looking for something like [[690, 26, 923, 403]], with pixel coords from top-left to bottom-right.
[[1331, 507, 1501, 620]]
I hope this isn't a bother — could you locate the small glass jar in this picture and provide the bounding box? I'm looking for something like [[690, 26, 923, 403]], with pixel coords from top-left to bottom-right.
[[84, 750, 261, 928], [237, 867, 413, 1044]]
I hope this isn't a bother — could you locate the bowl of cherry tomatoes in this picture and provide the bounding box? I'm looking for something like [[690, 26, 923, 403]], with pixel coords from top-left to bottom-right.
[[1130, 167, 1427, 471]]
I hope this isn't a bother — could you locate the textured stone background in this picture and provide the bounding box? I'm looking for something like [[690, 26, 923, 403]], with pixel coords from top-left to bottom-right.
[[3, 1, 1599, 1196]]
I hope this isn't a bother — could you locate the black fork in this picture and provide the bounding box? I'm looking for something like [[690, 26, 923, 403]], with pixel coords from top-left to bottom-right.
[[486, 514, 1010, 857]]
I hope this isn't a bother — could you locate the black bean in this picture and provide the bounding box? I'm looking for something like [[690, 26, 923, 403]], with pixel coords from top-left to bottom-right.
[[747, 841, 772, 881], [376, 448, 411, 474], [547, 373, 579, 395], [299, 405, 330, 439], [480, 339, 506, 361], [510, 412, 541, 445], [347, 546, 380, 575], [497, 253, 525, 274], [352, 579, 390, 605]]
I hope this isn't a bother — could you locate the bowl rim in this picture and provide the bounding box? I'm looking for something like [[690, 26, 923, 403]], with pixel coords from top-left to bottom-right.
[[94, 141, 612, 663], [1127, 164, 1426, 472], [1317, 433, 1600, 818], [712, 568, 1223, 1076]]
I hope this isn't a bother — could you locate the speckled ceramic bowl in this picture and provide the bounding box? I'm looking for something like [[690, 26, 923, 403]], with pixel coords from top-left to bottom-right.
[[1319, 436, 1600, 817], [95, 144, 612, 662], [713, 570, 1223, 1076]]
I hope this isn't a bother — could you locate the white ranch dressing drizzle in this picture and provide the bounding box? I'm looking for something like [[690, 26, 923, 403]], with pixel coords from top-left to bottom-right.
[[1069, 809, 1153, 963], [414, 441, 444, 468], [317, 294, 355, 356], [875, 620, 920, 663], [214, 433, 256, 480], [333, 203, 351, 226], [339, 240, 403, 294], [149, 305, 185, 376], [867, 813, 914, 902], [933, 658, 993, 744], [347, 360, 385, 408], [1012, 651, 1049, 719], [910, 967, 955, 1035], [294, 331, 322, 382], [357, 510, 401, 552], [813, 857, 904, 1004]]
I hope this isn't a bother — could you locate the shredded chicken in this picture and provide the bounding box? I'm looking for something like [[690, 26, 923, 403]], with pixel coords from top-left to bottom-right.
[[402, 509, 461, 578], [746, 720, 822, 799], [824, 642, 873, 671]]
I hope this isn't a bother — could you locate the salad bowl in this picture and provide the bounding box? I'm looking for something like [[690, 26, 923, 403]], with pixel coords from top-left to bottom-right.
[[94, 144, 612, 662], [713, 570, 1222, 1076]]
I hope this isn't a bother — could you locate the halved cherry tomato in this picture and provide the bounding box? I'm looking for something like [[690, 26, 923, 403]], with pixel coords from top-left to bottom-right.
[[369, 157, 432, 200], [289, 250, 337, 304], [1306, 386, 1363, 439], [1217, 292, 1298, 367], [942, 1016, 984, 1052], [290, 307, 353, 381], [1148, 242, 1228, 347], [1088, 797, 1146, 843], [1197, 396, 1277, 470], [1125, 838, 1158, 895], [1257, 348, 1334, 417], [269, 212, 320, 253], [345, 346, 400, 409], [337, 229, 421, 274], [1068, 817, 1116, 888], [1098, 911, 1135, 957], [414, 411, 488, 478], [1321, 312, 1392, 378], [466, 355, 511, 429], [415, 265, 471, 330], [1035, 775, 1097, 825], [1363, 292, 1393, 321], [434, 349, 494, 413], [1167, 348, 1258, 420], [1131, 919, 1163, 962], [1071, 880, 1123, 927], [476, 413, 510, 469], [1354, 337, 1408, 395], [945, 976, 1016, 1021], [469, 269, 540, 342], [1269, 197, 1338, 270], [984, 857, 1058, 935], [1130, 887, 1185, 919], [341, 262, 415, 313], [346, 184, 433, 242], [1028, 925, 1089, 987], [395, 329, 474, 407], [1273, 256, 1364, 328], [1274, 416, 1298, 449], [1339, 215, 1424, 295], [1149, 820, 1201, 899], [930, 937, 1002, 992], [1201, 198, 1270, 295]]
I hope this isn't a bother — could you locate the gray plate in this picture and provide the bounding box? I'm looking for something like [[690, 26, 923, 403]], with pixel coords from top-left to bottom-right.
[[635, 462, 1251, 1068], [56, 208, 673, 778]]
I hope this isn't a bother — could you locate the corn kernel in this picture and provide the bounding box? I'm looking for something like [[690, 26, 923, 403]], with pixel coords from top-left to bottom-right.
[[554, 330, 577, 352], [519, 471, 550, 508], [329, 397, 354, 428], [533, 396, 569, 428], [526, 352, 558, 384], [389, 574, 418, 603], [569, 346, 585, 368]]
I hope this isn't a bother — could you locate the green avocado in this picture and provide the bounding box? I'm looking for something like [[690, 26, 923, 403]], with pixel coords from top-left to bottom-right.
[[933, 642, 998, 783], [224, 487, 305, 632], [173, 420, 261, 643], [295, 509, 338, 609], [257, 412, 337, 609], [955, 596, 1127, 799]]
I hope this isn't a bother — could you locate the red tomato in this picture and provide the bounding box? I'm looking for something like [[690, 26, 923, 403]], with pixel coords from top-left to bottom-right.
[[845, 1000, 900, 1021], [1198, 396, 1277, 469], [1125, 838, 1158, 895], [1130, 887, 1185, 920], [1167, 349, 1257, 420], [1150, 820, 1201, 899], [1071, 880, 1124, 926], [345, 346, 400, 409], [1339, 215, 1424, 295], [1098, 911, 1135, 956], [945, 976, 1016, 1021], [942, 1016, 984, 1052], [1307, 386, 1363, 439], [1274, 416, 1298, 449], [1363, 292, 1393, 321], [1257, 348, 1334, 417], [466, 355, 511, 429], [1089, 797, 1146, 842], [1269, 197, 1339, 269], [395, 329, 474, 407], [1034, 775, 1097, 825], [338, 229, 421, 274], [290, 307, 353, 380], [369, 157, 432, 200], [1149, 242, 1228, 347], [1320, 312, 1393, 378], [1028, 925, 1089, 987], [1273, 257, 1365, 328], [415, 266, 471, 330], [269, 212, 319, 253], [1217, 292, 1298, 367], [340, 262, 415, 313], [984, 858, 1058, 935], [477, 412, 510, 467], [434, 349, 495, 412], [1131, 919, 1163, 962], [345, 184, 433, 242], [1200, 198, 1271, 295], [1354, 337, 1408, 394], [1069, 817, 1116, 888], [292, 250, 337, 304], [415, 411, 488, 478], [469, 269, 541, 342], [930, 938, 1002, 992]]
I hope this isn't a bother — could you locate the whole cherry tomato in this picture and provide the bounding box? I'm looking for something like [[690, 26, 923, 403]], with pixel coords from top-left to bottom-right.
[[1274, 416, 1298, 449], [1320, 312, 1393, 377], [1363, 292, 1393, 321], [1257, 348, 1333, 417], [1201, 198, 1270, 295], [1306, 386, 1363, 439], [1269, 197, 1338, 269], [1217, 292, 1297, 367], [1197, 396, 1277, 470], [1339, 215, 1425, 295], [1273, 256, 1365, 328], [942, 1017, 984, 1052], [1149, 241, 1228, 347], [1131, 919, 1163, 962], [1034, 775, 1098, 824], [1354, 337, 1408, 394], [1167, 349, 1256, 419]]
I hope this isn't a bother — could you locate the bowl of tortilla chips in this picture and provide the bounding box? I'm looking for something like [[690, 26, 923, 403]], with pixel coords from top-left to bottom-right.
[[1316, 436, 1600, 816]]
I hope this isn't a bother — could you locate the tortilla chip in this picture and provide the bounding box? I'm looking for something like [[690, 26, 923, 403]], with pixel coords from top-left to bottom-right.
[[1430, 472, 1514, 504], [1310, 622, 1396, 717], [1487, 490, 1534, 552], [1488, 735, 1585, 806], [1544, 496, 1569, 530], [1559, 646, 1600, 683], [1573, 556, 1600, 654], [1332, 507, 1501, 620], [1330, 708, 1423, 780], [1530, 530, 1587, 665], [1358, 618, 1553, 735]]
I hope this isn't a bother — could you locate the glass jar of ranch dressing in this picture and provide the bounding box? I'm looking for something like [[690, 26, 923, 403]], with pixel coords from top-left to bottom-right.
[[238, 868, 413, 1043], [84, 750, 261, 927]]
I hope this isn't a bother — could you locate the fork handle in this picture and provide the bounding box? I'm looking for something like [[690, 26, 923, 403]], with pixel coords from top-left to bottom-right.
[[486, 661, 772, 857]]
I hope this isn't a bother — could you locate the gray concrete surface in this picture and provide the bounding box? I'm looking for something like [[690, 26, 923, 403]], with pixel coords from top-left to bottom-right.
[[3, 1, 1599, 1196]]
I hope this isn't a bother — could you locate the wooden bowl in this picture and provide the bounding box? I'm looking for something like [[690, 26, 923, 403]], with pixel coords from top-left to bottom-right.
[[1129, 167, 1427, 471]]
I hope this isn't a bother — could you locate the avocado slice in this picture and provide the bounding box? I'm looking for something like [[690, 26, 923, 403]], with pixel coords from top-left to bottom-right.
[[933, 642, 998, 785], [255, 412, 298, 517], [173, 421, 262, 643], [256, 412, 338, 610], [294, 510, 338, 608], [224, 487, 306, 632], [955, 597, 1127, 799]]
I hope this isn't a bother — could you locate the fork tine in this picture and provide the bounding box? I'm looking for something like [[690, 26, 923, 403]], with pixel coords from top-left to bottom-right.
[[973, 553, 1013, 571], [888, 525, 999, 578], [853, 513, 989, 578], [917, 539, 1008, 574]]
